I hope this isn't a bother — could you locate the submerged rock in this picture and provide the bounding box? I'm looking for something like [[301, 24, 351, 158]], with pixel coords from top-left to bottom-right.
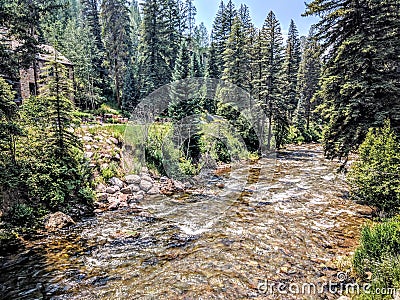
[[44, 212, 75, 231]]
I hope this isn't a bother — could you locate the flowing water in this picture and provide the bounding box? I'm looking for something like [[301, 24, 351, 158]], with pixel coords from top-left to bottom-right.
[[0, 145, 372, 300]]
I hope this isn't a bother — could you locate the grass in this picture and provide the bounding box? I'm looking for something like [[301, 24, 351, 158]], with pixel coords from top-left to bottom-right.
[[87, 124, 127, 140]]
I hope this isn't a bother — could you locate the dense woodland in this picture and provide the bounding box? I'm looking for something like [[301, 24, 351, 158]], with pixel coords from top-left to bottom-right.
[[0, 0, 400, 293]]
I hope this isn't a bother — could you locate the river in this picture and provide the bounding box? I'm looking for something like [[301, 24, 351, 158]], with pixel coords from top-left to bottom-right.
[[0, 144, 371, 299]]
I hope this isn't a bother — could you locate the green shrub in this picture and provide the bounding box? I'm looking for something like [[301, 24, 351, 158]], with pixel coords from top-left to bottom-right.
[[348, 120, 400, 213], [101, 162, 120, 181], [9, 203, 34, 226], [353, 218, 400, 299], [354, 218, 400, 275]]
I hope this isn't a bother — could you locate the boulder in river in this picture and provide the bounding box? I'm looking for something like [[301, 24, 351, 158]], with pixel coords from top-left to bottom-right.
[[44, 212, 75, 231], [139, 180, 153, 192], [147, 186, 160, 195]]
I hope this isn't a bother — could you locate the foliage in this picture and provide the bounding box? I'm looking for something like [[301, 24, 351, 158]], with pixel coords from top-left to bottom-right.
[[0, 77, 21, 164], [353, 218, 400, 299], [294, 26, 321, 141], [305, 0, 400, 160], [100, 161, 120, 182], [101, 0, 132, 107], [0, 0, 63, 78], [348, 121, 400, 213]]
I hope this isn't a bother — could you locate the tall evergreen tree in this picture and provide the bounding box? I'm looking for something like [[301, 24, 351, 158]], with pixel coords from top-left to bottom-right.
[[138, 0, 172, 97], [81, 0, 108, 96], [221, 17, 250, 90], [61, 19, 103, 110], [294, 27, 321, 141], [182, 0, 197, 39], [260, 11, 287, 149], [305, 0, 400, 160], [168, 41, 191, 120], [0, 0, 62, 80], [0, 78, 20, 165], [210, 0, 236, 79], [37, 58, 78, 158], [101, 0, 132, 107], [283, 20, 301, 119]]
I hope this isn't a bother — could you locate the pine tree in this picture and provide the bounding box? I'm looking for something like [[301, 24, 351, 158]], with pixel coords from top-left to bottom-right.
[[305, 0, 400, 160], [221, 17, 250, 90], [37, 58, 79, 158], [283, 20, 301, 119], [81, 0, 109, 96], [129, 0, 142, 58], [210, 1, 236, 79], [101, 0, 132, 107], [0, 0, 62, 79], [163, 0, 182, 72], [0, 78, 21, 164], [193, 22, 209, 68], [190, 51, 203, 77], [121, 0, 141, 114], [138, 0, 173, 97], [210, 1, 226, 79], [168, 41, 191, 120], [182, 0, 197, 39], [60, 19, 103, 110], [260, 11, 287, 149], [294, 27, 321, 141]]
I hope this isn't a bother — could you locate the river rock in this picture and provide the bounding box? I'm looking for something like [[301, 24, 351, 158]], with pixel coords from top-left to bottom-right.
[[94, 201, 107, 209], [133, 192, 144, 202], [109, 177, 124, 188], [125, 175, 141, 184], [147, 186, 160, 195], [106, 186, 117, 194], [44, 212, 75, 231], [107, 196, 117, 203], [120, 186, 132, 194], [119, 201, 128, 208], [141, 174, 153, 183], [160, 176, 169, 183], [139, 180, 153, 192], [173, 180, 184, 191], [118, 193, 129, 203], [130, 184, 141, 192], [108, 201, 119, 210]]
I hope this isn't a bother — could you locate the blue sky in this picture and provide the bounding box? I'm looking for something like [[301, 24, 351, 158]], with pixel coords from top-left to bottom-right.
[[194, 0, 320, 37]]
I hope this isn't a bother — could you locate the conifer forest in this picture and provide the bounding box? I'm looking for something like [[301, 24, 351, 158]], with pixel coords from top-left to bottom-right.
[[0, 0, 399, 299]]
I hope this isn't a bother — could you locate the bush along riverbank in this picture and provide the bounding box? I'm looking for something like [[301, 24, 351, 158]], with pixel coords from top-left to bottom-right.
[[345, 121, 400, 299]]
